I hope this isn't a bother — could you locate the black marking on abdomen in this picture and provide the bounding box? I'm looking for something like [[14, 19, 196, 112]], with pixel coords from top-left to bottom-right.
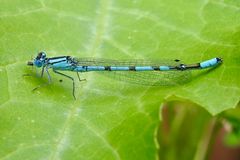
[[82, 66, 88, 71], [129, 66, 136, 71], [153, 66, 160, 70], [105, 66, 111, 71]]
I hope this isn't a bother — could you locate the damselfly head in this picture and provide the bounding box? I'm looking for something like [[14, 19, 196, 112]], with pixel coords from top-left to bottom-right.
[[30, 51, 47, 67]]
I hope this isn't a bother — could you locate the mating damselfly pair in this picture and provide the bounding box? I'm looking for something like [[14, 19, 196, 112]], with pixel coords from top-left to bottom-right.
[[27, 52, 222, 99]]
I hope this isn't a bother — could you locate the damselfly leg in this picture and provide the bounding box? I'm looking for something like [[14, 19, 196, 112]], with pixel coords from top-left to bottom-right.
[[32, 66, 52, 92], [76, 72, 86, 82], [41, 66, 45, 78], [53, 70, 76, 100]]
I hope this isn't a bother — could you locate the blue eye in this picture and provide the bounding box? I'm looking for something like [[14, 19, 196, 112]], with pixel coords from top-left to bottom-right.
[[34, 60, 43, 67]]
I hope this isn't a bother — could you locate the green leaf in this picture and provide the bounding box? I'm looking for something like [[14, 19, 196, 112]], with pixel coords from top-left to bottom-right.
[[0, 0, 239, 159]]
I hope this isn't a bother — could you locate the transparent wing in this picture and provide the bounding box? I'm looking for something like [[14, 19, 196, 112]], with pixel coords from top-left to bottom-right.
[[103, 70, 191, 86], [74, 58, 191, 86]]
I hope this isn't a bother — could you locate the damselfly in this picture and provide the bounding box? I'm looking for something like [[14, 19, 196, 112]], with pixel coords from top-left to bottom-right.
[[27, 52, 222, 99]]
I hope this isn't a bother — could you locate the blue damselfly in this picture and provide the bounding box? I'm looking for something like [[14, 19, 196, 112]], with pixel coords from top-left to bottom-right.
[[27, 52, 222, 99]]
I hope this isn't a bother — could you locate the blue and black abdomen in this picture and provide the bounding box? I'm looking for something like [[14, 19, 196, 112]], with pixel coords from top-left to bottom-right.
[[72, 57, 222, 72], [72, 65, 171, 72]]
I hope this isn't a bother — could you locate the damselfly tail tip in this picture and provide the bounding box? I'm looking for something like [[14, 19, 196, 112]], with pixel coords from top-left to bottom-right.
[[27, 61, 33, 66], [216, 57, 223, 63]]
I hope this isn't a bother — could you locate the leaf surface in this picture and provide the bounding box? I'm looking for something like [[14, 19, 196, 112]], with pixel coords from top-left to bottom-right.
[[0, 0, 239, 159]]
